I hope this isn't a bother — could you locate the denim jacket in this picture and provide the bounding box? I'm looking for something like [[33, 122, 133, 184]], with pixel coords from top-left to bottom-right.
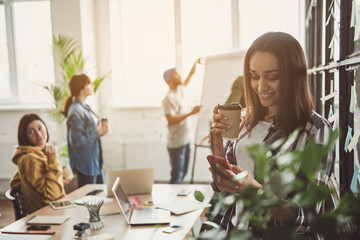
[[67, 98, 103, 176]]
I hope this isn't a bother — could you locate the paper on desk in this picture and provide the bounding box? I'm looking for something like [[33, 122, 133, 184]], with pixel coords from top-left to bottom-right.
[[27, 215, 69, 225], [74, 196, 113, 205], [0, 234, 51, 240], [86, 232, 115, 240], [154, 199, 211, 215]]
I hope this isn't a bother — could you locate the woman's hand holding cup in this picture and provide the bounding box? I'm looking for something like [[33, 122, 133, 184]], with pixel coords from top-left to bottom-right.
[[215, 103, 242, 140], [211, 104, 231, 134], [97, 122, 108, 136]]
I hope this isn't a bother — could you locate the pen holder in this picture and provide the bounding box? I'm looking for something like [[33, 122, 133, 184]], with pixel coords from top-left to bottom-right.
[[84, 197, 104, 230]]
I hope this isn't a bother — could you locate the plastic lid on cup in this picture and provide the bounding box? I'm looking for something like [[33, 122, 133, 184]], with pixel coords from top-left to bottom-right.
[[219, 102, 242, 110]]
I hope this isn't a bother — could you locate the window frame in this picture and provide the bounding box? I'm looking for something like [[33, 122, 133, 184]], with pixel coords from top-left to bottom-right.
[[1, 0, 18, 104], [0, 0, 52, 106]]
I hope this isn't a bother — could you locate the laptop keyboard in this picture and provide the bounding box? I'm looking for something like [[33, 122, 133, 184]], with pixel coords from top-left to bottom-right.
[[132, 208, 157, 223]]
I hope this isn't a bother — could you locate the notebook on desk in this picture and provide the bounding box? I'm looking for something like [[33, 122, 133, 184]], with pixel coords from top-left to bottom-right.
[[106, 168, 153, 197], [26, 215, 70, 225], [112, 177, 170, 225]]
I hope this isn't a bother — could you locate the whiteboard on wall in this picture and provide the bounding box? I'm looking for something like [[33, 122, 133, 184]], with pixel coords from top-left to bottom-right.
[[195, 50, 246, 147]]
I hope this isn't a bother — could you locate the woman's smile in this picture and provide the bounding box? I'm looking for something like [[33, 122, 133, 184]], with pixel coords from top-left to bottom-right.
[[257, 91, 276, 99]]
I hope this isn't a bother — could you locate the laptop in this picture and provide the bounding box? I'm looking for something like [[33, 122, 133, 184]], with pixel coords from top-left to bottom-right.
[[112, 177, 170, 225], [106, 168, 154, 197]]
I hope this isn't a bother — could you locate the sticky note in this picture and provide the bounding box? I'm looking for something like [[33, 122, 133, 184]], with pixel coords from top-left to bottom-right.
[[329, 36, 335, 60], [351, 0, 357, 28], [328, 105, 334, 120], [320, 90, 338, 102], [349, 85, 355, 113], [330, 80, 334, 94], [347, 124, 360, 152], [344, 126, 353, 153], [335, 0, 340, 7], [350, 165, 359, 194], [328, 111, 338, 123], [326, 14, 331, 26]]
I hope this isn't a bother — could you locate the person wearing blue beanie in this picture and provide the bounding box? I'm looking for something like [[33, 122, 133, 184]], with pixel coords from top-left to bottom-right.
[[161, 59, 201, 184]]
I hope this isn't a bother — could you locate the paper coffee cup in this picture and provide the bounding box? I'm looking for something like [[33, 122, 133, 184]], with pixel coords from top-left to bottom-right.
[[218, 103, 242, 140], [101, 118, 108, 127], [63, 164, 74, 179]]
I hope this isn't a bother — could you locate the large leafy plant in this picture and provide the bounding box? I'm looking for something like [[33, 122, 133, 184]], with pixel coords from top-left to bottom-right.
[[195, 129, 360, 240], [45, 34, 107, 124]]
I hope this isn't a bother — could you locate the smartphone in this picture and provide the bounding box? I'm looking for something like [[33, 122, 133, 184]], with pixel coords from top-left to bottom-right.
[[207, 155, 233, 178], [86, 189, 103, 196], [27, 225, 51, 231], [162, 225, 183, 234], [213, 155, 233, 171], [177, 189, 191, 196]]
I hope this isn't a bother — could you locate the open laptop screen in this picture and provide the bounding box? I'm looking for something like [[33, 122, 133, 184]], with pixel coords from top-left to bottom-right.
[[112, 177, 131, 221], [106, 168, 154, 197]]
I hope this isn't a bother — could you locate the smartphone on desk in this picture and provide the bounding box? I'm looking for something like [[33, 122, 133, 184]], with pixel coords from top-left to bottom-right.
[[177, 189, 191, 196], [207, 155, 234, 178], [163, 225, 183, 233], [86, 189, 103, 196], [27, 225, 51, 231]]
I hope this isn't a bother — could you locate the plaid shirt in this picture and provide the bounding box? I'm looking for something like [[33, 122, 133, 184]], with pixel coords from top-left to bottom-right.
[[214, 111, 337, 239]]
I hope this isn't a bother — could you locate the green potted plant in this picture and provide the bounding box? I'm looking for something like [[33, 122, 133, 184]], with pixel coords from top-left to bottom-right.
[[46, 34, 106, 125]]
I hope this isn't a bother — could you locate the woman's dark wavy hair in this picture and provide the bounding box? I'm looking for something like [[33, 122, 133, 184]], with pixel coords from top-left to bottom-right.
[[62, 74, 91, 117], [241, 31, 314, 135], [18, 114, 49, 146]]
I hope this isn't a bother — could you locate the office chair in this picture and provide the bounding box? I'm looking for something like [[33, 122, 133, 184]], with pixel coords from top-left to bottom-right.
[[5, 189, 27, 220]]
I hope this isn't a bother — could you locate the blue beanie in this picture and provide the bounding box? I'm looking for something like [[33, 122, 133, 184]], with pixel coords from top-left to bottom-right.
[[163, 68, 176, 84]]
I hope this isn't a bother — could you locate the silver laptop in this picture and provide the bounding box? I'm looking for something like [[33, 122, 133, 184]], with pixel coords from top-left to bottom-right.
[[106, 168, 154, 197], [112, 177, 170, 225]]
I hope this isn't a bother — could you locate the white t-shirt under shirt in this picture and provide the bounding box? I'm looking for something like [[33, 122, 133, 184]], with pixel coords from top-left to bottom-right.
[[234, 120, 272, 175], [162, 85, 190, 148], [232, 120, 272, 227]]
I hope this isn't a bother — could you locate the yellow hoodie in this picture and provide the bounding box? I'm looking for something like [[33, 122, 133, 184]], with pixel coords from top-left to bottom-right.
[[10, 146, 65, 214]]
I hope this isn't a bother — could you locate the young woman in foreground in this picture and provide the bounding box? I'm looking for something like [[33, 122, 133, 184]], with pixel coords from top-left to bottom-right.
[[210, 32, 334, 238]]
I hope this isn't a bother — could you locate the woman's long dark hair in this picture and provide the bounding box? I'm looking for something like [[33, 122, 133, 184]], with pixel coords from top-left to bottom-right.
[[18, 114, 49, 146], [241, 32, 314, 135], [62, 74, 91, 117]]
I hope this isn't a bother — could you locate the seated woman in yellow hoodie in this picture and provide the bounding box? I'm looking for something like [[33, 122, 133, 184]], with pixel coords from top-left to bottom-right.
[[10, 114, 65, 213]]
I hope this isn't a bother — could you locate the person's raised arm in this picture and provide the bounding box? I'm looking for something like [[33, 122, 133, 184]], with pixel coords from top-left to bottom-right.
[[183, 59, 200, 86], [165, 105, 201, 125]]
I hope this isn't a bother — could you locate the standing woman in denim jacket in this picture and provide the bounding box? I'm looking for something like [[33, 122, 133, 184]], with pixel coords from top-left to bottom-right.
[[62, 74, 108, 188]]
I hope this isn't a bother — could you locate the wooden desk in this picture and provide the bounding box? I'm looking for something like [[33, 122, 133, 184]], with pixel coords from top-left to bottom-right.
[[1, 184, 213, 240]]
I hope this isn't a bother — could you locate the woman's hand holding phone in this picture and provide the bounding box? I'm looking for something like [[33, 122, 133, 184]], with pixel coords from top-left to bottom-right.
[[207, 155, 262, 193], [207, 155, 234, 179]]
